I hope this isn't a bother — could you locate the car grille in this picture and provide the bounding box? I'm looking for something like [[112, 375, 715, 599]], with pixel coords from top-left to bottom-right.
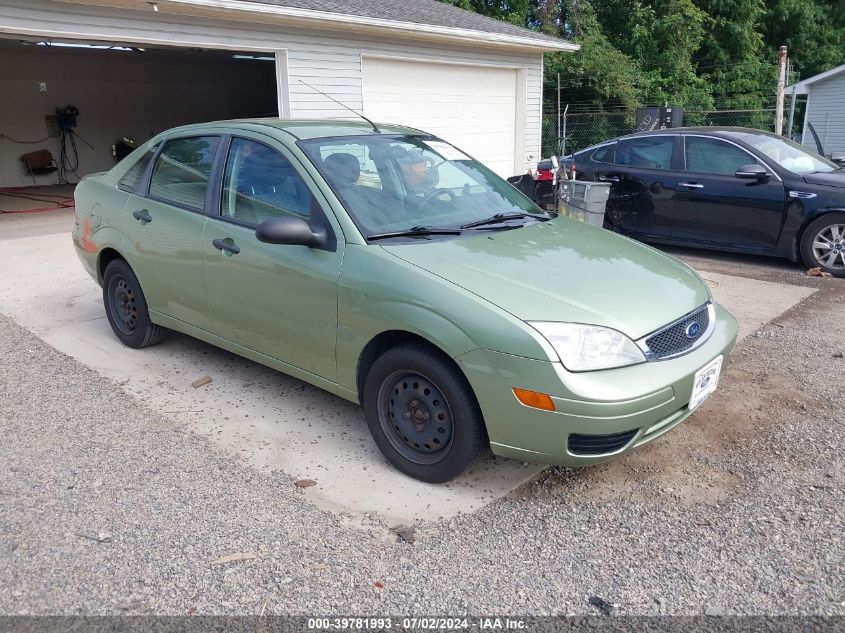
[[568, 429, 638, 456], [644, 304, 711, 360]]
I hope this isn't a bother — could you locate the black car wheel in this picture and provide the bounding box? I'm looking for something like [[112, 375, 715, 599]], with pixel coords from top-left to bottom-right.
[[800, 213, 845, 278], [363, 343, 486, 483], [103, 258, 167, 348]]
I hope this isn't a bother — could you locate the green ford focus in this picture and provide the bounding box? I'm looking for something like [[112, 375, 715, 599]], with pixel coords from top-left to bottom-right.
[[73, 119, 737, 482]]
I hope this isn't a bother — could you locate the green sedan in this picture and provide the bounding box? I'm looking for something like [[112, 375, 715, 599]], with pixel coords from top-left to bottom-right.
[[72, 119, 737, 483]]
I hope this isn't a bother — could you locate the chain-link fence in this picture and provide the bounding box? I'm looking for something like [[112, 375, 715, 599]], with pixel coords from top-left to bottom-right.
[[540, 108, 782, 158]]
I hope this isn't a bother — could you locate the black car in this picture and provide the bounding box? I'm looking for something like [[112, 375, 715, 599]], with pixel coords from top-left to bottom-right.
[[562, 127, 845, 276]]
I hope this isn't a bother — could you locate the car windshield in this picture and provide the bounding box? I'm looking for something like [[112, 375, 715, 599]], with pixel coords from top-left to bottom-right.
[[728, 132, 837, 175], [298, 135, 544, 238]]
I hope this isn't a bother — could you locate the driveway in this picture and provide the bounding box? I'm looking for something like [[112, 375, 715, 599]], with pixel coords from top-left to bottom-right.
[[0, 209, 816, 522], [1, 208, 843, 615]]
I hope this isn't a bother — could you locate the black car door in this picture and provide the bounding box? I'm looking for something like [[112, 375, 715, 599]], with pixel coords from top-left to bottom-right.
[[595, 135, 682, 239], [672, 135, 786, 251]]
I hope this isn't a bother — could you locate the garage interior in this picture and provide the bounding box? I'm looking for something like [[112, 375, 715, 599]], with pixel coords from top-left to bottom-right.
[[0, 36, 278, 214]]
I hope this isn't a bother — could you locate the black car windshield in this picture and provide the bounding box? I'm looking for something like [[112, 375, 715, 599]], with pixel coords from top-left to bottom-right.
[[298, 135, 544, 238], [728, 132, 838, 175]]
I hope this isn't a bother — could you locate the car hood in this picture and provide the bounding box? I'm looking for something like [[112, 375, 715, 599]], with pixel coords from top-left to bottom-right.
[[802, 171, 845, 188], [381, 218, 711, 340]]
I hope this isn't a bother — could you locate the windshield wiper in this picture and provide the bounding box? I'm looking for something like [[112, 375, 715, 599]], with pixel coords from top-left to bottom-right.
[[367, 225, 463, 241], [461, 212, 550, 229]]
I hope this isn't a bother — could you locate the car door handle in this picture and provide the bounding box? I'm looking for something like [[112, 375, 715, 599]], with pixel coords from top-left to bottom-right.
[[212, 238, 240, 256], [598, 175, 620, 183], [132, 209, 152, 224], [679, 182, 704, 189]]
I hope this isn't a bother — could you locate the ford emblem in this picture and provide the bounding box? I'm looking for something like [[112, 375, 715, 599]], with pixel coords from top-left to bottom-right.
[[685, 321, 701, 338]]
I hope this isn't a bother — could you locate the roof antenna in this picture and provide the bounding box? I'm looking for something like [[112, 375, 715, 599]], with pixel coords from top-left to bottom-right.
[[298, 79, 381, 133]]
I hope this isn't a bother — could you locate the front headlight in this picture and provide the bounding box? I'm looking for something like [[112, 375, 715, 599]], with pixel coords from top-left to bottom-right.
[[529, 322, 646, 371]]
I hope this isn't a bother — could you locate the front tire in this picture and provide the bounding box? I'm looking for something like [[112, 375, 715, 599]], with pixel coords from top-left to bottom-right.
[[102, 258, 166, 348], [362, 343, 486, 483], [800, 213, 845, 278]]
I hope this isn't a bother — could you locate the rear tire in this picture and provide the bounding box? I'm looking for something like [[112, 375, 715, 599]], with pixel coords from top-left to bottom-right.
[[362, 343, 486, 483], [800, 213, 845, 278], [102, 258, 166, 348]]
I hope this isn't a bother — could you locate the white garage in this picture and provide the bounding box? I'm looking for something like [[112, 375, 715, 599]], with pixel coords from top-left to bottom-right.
[[0, 0, 576, 189], [363, 57, 519, 177]]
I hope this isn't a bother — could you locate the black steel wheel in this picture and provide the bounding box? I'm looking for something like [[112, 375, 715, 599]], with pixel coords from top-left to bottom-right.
[[378, 370, 454, 465], [107, 274, 139, 336], [102, 258, 166, 348], [363, 343, 487, 482]]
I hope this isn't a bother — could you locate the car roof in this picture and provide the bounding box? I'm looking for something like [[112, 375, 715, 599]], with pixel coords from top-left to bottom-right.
[[159, 118, 426, 141], [571, 126, 779, 156], [619, 126, 778, 141]]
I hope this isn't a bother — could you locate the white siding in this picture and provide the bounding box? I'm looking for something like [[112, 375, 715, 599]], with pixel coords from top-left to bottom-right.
[[362, 57, 518, 176], [0, 0, 547, 173], [801, 72, 845, 154]]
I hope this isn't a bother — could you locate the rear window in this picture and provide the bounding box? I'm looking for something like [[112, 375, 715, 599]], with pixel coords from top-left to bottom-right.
[[117, 144, 158, 193], [149, 136, 220, 210]]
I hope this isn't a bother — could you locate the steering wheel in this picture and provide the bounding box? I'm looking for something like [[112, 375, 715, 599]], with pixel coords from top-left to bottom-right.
[[418, 187, 456, 212]]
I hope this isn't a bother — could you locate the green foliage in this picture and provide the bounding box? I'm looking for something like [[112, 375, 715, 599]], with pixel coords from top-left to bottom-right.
[[764, 0, 845, 79], [438, 0, 845, 116]]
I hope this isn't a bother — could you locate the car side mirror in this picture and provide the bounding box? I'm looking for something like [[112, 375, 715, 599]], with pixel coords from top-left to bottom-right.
[[255, 216, 327, 249], [735, 164, 769, 180], [829, 152, 845, 166]]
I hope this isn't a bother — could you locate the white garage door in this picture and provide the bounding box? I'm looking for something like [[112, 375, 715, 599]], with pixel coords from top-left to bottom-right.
[[362, 57, 517, 177]]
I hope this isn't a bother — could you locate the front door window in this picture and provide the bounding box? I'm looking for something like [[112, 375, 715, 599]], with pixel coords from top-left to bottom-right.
[[684, 137, 759, 176], [221, 138, 317, 226]]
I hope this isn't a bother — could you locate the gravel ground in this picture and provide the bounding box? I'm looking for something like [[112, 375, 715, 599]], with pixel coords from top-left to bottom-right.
[[1, 261, 843, 616]]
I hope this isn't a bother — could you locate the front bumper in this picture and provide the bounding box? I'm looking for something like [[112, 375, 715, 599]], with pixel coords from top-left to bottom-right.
[[455, 303, 738, 466]]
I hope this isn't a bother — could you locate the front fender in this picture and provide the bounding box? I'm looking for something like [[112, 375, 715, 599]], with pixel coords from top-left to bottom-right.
[[336, 296, 479, 398], [778, 192, 845, 260], [334, 245, 550, 399]]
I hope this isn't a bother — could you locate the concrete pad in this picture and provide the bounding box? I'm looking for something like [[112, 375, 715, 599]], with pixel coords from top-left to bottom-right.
[[0, 219, 815, 523], [0, 229, 541, 524], [697, 270, 815, 339], [0, 207, 74, 240]]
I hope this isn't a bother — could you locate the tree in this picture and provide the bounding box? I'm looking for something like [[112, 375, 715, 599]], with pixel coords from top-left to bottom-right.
[[437, 0, 845, 147], [546, 0, 646, 110], [763, 0, 845, 81]]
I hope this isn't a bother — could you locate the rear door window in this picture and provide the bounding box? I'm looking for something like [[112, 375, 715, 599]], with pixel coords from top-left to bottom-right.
[[118, 144, 158, 193], [684, 136, 759, 176], [148, 136, 220, 210], [615, 137, 674, 170], [591, 144, 615, 164]]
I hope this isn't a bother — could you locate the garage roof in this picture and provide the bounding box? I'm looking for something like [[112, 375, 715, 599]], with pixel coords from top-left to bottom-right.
[[244, 0, 569, 45], [163, 0, 578, 51], [785, 62, 845, 95]]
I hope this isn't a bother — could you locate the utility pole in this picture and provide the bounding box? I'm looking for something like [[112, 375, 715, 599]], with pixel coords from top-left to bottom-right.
[[787, 59, 798, 141], [775, 46, 788, 136], [557, 73, 561, 142]]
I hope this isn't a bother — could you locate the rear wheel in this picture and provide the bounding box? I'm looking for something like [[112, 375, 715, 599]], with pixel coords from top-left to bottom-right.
[[800, 213, 845, 278], [103, 258, 166, 348], [362, 343, 486, 483]]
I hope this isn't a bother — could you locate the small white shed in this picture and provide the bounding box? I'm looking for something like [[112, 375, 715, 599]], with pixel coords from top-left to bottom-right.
[[786, 62, 845, 156], [0, 0, 576, 187]]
